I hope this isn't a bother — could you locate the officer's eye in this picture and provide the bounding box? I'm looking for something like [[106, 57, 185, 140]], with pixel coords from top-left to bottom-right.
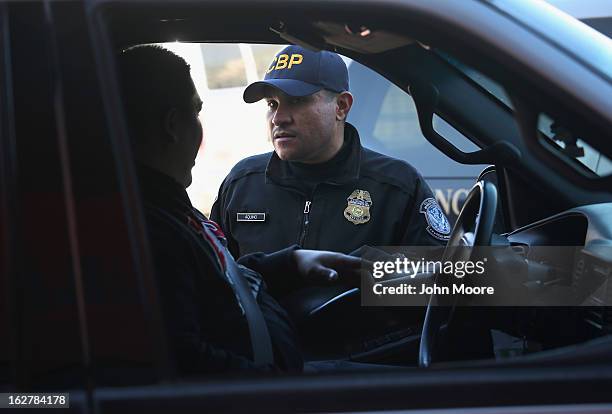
[[267, 100, 278, 110], [290, 97, 303, 104]]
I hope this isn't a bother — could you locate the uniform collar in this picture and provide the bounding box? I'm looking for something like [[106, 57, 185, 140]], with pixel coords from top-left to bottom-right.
[[265, 122, 362, 186]]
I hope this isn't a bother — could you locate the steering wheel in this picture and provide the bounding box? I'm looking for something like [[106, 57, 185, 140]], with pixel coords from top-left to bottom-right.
[[418, 180, 498, 367]]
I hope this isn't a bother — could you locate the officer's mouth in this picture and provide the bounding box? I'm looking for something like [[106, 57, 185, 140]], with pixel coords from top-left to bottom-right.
[[273, 132, 297, 144]]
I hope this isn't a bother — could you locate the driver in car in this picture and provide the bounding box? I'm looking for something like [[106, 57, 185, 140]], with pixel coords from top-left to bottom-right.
[[118, 45, 364, 374]]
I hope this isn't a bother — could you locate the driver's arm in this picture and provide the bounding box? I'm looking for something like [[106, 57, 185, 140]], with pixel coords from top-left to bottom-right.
[[237, 246, 299, 297], [154, 247, 282, 374], [238, 247, 364, 297], [148, 214, 302, 374]]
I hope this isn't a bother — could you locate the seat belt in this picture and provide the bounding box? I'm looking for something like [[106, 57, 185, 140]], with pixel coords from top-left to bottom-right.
[[202, 226, 275, 366], [148, 204, 274, 366]]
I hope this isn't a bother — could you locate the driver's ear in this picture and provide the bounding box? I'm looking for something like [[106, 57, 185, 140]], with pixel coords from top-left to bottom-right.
[[163, 108, 180, 143], [336, 91, 353, 121]]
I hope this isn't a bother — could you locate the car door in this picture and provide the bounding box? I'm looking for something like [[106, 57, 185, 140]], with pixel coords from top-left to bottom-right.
[[1, 1, 173, 410], [0, 2, 92, 409]]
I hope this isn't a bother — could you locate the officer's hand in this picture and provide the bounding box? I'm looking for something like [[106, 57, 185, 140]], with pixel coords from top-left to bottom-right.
[[292, 249, 370, 286]]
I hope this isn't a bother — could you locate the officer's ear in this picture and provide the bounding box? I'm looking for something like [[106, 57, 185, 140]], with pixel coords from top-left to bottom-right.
[[163, 107, 180, 143], [336, 91, 353, 122]]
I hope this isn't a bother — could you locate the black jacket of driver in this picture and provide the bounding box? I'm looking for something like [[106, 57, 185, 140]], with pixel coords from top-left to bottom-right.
[[139, 166, 303, 374]]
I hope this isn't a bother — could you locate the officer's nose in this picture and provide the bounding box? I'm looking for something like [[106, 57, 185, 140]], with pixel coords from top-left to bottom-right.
[[271, 103, 292, 127]]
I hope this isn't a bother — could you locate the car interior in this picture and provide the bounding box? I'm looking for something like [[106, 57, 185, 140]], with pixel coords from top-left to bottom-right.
[[102, 0, 612, 370], [3, 0, 612, 406]]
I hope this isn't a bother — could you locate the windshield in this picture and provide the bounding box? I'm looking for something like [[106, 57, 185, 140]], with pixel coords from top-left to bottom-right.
[[437, 50, 611, 177]]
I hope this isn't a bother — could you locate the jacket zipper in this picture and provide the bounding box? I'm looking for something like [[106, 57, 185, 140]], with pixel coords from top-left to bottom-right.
[[299, 200, 311, 246]]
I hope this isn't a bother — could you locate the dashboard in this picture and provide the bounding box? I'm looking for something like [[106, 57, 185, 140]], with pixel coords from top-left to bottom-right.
[[286, 203, 612, 363], [505, 202, 612, 338]]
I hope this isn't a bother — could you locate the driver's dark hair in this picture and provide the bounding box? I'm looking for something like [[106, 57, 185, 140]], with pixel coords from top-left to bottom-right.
[[118, 45, 193, 143]]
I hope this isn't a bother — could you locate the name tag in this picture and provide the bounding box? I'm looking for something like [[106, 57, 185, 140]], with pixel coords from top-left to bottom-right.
[[237, 212, 266, 222]]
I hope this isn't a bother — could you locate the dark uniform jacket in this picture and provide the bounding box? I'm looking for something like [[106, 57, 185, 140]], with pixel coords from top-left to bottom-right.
[[211, 123, 450, 259], [138, 166, 303, 374]]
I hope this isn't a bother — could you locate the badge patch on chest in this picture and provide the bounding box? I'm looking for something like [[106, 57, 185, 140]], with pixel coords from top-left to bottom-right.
[[236, 212, 266, 222], [419, 198, 451, 241], [344, 189, 372, 225]]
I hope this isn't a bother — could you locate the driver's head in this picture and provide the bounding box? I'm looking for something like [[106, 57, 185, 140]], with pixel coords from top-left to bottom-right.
[[118, 45, 203, 188], [243, 45, 353, 164]]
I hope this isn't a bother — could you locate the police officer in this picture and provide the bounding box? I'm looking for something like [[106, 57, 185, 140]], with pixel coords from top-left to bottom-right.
[[119, 45, 363, 374], [211, 45, 450, 259]]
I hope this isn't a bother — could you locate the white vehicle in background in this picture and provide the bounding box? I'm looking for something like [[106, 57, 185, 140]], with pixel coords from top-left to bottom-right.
[[162, 2, 611, 219]]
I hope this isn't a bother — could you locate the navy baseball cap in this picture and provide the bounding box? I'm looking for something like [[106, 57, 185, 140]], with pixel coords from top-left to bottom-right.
[[243, 45, 349, 103]]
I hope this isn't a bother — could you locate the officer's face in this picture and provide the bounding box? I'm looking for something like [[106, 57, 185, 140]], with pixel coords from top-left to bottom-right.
[[265, 88, 342, 164]]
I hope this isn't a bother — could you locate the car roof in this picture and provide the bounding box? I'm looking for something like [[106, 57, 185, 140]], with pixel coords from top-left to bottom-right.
[[104, 0, 612, 118]]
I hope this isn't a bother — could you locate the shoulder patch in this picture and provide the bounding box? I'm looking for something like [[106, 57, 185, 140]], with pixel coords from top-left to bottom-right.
[[419, 198, 451, 241]]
